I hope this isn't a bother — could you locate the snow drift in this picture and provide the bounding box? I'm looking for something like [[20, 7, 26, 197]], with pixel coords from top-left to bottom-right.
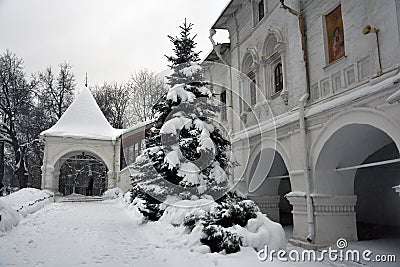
[[0, 188, 54, 233], [127, 195, 286, 254], [0, 199, 21, 232], [103, 187, 124, 199]]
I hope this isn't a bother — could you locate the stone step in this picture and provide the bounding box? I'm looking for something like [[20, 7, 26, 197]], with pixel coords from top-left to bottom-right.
[[58, 196, 109, 203]]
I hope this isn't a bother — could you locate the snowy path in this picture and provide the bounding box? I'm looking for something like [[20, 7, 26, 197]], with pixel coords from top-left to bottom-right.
[[0, 200, 155, 266], [0, 200, 329, 267]]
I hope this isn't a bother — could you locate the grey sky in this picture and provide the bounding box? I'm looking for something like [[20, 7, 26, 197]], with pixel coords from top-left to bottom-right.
[[0, 0, 230, 88]]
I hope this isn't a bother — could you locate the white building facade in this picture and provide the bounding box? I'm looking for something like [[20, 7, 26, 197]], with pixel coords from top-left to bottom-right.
[[206, 0, 400, 248]]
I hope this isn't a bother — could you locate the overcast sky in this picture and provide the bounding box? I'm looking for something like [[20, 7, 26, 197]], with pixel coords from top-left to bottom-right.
[[0, 0, 230, 88]]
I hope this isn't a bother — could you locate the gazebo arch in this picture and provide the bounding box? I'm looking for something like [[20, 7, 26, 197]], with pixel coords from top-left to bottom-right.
[[40, 87, 123, 193]]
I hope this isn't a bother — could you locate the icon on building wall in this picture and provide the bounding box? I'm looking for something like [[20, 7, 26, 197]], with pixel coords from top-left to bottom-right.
[[326, 5, 345, 63]]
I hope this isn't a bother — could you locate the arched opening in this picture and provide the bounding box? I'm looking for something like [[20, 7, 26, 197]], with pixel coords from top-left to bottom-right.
[[354, 142, 400, 240], [314, 123, 400, 242], [247, 148, 293, 237], [57, 152, 108, 196], [278, 177, 292, 226]]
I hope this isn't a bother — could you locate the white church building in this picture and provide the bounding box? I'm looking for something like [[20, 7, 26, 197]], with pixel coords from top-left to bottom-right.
[[40, 0, 400, 249], [204, 0, 400, 248]]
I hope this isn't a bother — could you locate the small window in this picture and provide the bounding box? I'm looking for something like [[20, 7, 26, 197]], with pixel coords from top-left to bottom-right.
[[258, 1, 265, 22], [220, 91, 227, 119], [250, 79, 257, 105], [274, 63, 283, 93], [220, 90, 227, 121], [326, 5, 345, 63], [247, 71, 257, 106], [128, 146, 134, 164]]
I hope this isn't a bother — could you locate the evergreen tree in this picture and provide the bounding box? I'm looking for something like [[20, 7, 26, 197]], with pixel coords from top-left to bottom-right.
[[165, 19, 201, 87], [130, 20, 234, 220]]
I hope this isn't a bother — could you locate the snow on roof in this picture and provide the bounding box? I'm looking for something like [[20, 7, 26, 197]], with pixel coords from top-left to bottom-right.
[[211, 0, 240, 29], [41, 87, 124, 140], [122, 119, 153, 135]]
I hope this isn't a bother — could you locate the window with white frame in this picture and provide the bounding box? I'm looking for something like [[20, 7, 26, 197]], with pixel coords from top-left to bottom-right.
[[252, 0, 267, 26], [264, 34, 285, 97]]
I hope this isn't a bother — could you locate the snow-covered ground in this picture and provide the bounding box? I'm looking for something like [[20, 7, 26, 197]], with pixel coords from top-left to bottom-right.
[[0, 188, 54, 232], [0, 199, 325, 267], [0, 199, 398, 267]]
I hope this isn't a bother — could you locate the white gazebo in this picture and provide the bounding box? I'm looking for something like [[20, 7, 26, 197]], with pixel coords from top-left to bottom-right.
[[40, 87, 124, 193]]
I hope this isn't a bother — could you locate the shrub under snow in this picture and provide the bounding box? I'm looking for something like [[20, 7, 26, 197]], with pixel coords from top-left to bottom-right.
[[156, 193, 286, 254]]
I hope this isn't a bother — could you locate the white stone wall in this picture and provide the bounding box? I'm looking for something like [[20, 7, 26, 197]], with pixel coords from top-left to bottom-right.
[[304, 0, 400, 103], [41, 136, 121, 192], [116, 167, 133, 193], [210, 0, 400, 246], [223, 0, 307, 126]]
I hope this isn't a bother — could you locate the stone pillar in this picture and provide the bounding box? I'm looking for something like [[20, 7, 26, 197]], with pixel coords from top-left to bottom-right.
[[287, 131, 311, 244], [287, 194, 357, 247], [107, 170, 117, 189], [41, 165, 55, 191], [312, 194, 357, 246], [249, 195, 280, 222], [53, 170, 60, 193], [286, 194, 308, 242]]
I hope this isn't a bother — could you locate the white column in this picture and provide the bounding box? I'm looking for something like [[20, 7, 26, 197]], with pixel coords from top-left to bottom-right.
[[42, 165, 55, 191], [107, 170, 116, 189]]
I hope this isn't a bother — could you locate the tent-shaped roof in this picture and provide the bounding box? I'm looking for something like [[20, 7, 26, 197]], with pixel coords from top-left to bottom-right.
[[41, 87, 124, 140]]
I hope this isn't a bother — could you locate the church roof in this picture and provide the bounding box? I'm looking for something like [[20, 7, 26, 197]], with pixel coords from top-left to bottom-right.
[[211, 0, 241, 30], [41, 87, 124, 140]]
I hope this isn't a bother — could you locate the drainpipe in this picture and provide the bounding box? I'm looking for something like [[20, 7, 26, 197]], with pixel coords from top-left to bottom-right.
[[298, 92, 315, 242], [41, 135, 48, 190], [112, 138, 117, 188], [209, 29, 234, 134], [233, 12, 245, 126], [281, 0, 314, 242], [280, 0, 310, 95]]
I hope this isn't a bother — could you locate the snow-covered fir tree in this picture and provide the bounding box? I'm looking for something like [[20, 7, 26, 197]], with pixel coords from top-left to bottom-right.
[[130, 19, 234, 219], [129, 21, 286, 255]]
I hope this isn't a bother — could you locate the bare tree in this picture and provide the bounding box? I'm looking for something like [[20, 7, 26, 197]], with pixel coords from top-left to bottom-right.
[[92, 82, 130, 129], [127, 69, 167, 123], [38, 63, 75, 124], [0, 51, 35, 188]]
